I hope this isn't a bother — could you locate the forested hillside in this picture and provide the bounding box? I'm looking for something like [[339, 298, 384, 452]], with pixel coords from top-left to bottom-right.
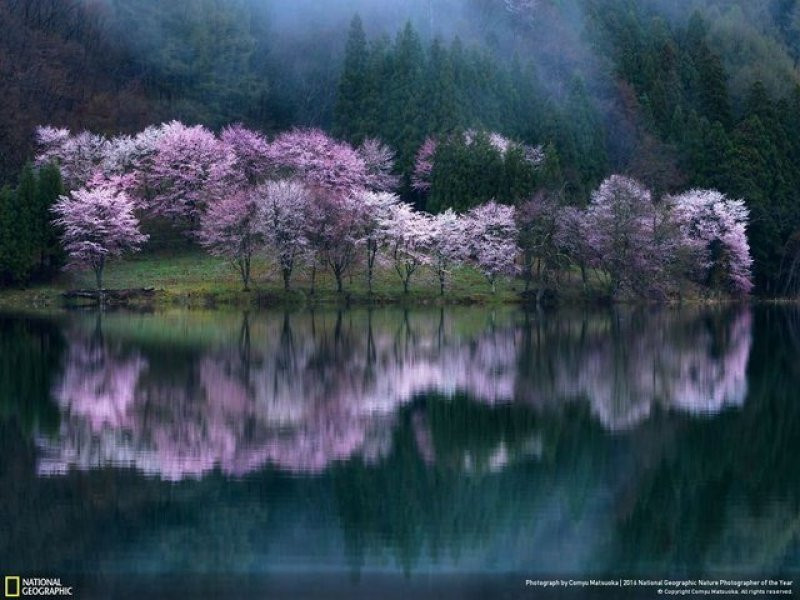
[[4, 0, 800, 293]]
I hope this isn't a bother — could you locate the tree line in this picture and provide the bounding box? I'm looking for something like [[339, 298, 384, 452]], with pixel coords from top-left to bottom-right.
[[34, 121, 751, 300], [5, 0, 798, 294]]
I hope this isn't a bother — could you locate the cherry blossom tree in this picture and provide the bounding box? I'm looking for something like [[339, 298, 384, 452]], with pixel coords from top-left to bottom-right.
[[584, 175, 657, 297], [351, 189, 400, 293], [429, 209, 466, 295], [464, 202, 519, 293], [412, 137, 437, 192], [670, 189, 754, 295], [259, 179, 309, 291], [150, 121, 239, 235], [381, 202, 435, 293], [198, 188, 264, 290], [35, 126, 109, 189], [358, 138, 400, 192], [553, 206, 590, 289], [220, 124, 271, 185], [304, 189, 363, 293], [517, 192, 565, 293], [265, 128, 368, 193], [52, 187, 148, 290], [97, 125, 166, 208]]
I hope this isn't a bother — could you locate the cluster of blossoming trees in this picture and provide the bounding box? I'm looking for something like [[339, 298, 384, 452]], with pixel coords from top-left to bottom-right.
[[38, 121, 753, 297]]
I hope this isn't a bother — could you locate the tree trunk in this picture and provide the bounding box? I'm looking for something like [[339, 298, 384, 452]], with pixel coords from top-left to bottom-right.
[[95, 257, 105, 291], [310, 264, 317, 295], [335, 270, 343, 293], [240, 257, 251, 291], [439, 274, 445, 296], [367, 243, 376, 294], [282, 266, 291, 291]]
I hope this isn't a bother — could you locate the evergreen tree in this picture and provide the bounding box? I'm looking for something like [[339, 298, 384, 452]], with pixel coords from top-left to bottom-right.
[[333, 15, 369, 143], [6, 164, 38, 284], [33, 163, 65, 276]]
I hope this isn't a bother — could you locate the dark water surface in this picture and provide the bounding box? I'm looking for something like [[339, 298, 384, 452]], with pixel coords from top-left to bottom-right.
[[0, 306, 797, 598]]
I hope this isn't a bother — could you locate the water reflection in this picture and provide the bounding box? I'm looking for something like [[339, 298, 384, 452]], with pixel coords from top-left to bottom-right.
[[1, 306, 798, 580], [36, 306, 752, 480]]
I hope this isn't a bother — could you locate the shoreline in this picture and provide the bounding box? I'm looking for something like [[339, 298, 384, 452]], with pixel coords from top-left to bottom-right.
[[0, 283, 759, 314], [0, 251, 760, 313]]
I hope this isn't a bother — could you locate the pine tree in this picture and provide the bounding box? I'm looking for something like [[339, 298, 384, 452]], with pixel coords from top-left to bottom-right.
[[333, 15, 369, 143], [7, 164, 38, 283], [34, 163, 65, 276]]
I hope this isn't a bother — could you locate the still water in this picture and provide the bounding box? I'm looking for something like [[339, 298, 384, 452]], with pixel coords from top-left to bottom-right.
[[0, 306, 797, 597]]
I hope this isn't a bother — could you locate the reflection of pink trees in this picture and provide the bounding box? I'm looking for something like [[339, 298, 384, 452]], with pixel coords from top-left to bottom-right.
[[514, 309, 753, 430], [38, 307, 753, 479], [50, 335, 145, 432]]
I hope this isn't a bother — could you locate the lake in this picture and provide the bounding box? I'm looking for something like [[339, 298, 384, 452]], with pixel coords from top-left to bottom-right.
[[0, 305, 797, 598]]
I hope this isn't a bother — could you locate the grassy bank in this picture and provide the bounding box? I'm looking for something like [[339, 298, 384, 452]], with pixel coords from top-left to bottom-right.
[[0, 249, 587, 311]]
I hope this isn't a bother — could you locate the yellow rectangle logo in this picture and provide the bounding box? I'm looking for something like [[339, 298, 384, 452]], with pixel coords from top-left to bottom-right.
[[4, 576, 20, 598]]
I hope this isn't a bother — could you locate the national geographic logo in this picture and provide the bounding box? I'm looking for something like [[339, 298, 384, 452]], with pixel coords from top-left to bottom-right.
[[4, 577, 72, 597], [4, 577, 19, 598]]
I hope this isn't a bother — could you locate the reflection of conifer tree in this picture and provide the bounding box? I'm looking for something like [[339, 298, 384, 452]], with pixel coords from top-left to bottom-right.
[[0, 316, 64, 436]]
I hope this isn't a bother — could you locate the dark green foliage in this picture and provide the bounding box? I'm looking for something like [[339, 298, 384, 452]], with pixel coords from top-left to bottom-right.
[[0, 164, 65, 287], [33, 164, 66, 278], [333, 21, 608, 202], [333, 16, 370, 144], [425, 132, 537, 212]]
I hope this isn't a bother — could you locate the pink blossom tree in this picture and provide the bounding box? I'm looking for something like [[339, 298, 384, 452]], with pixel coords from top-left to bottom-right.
[[358, 138, 400, 192], [670, 189, 753, 295], [150, 121, 239, 235], [412, 137, 437, 192], [258, 179, 309, 291], [464, 202, 519, 293], [52, 187, 148, 290], [555, 206, 593, 290], [220, 124, 271, 185], [265, 129, 368, 193], [304, 189, 363, 293], [198, 188, 264, 290], [584, 175, 657, 297], [429, 209, 466, 295], [381, 202, 435, 293], [517, 192, 566, 293]]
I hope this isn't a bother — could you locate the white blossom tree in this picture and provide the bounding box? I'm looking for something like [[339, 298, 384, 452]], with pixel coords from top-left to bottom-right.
[[670, 189, 753, 295], [259, 180, 309, 291], [464, 202, 519, 293], [429, 209, 466, 295], [351, 189, 400, 293], [381, 202, 435, 293]]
